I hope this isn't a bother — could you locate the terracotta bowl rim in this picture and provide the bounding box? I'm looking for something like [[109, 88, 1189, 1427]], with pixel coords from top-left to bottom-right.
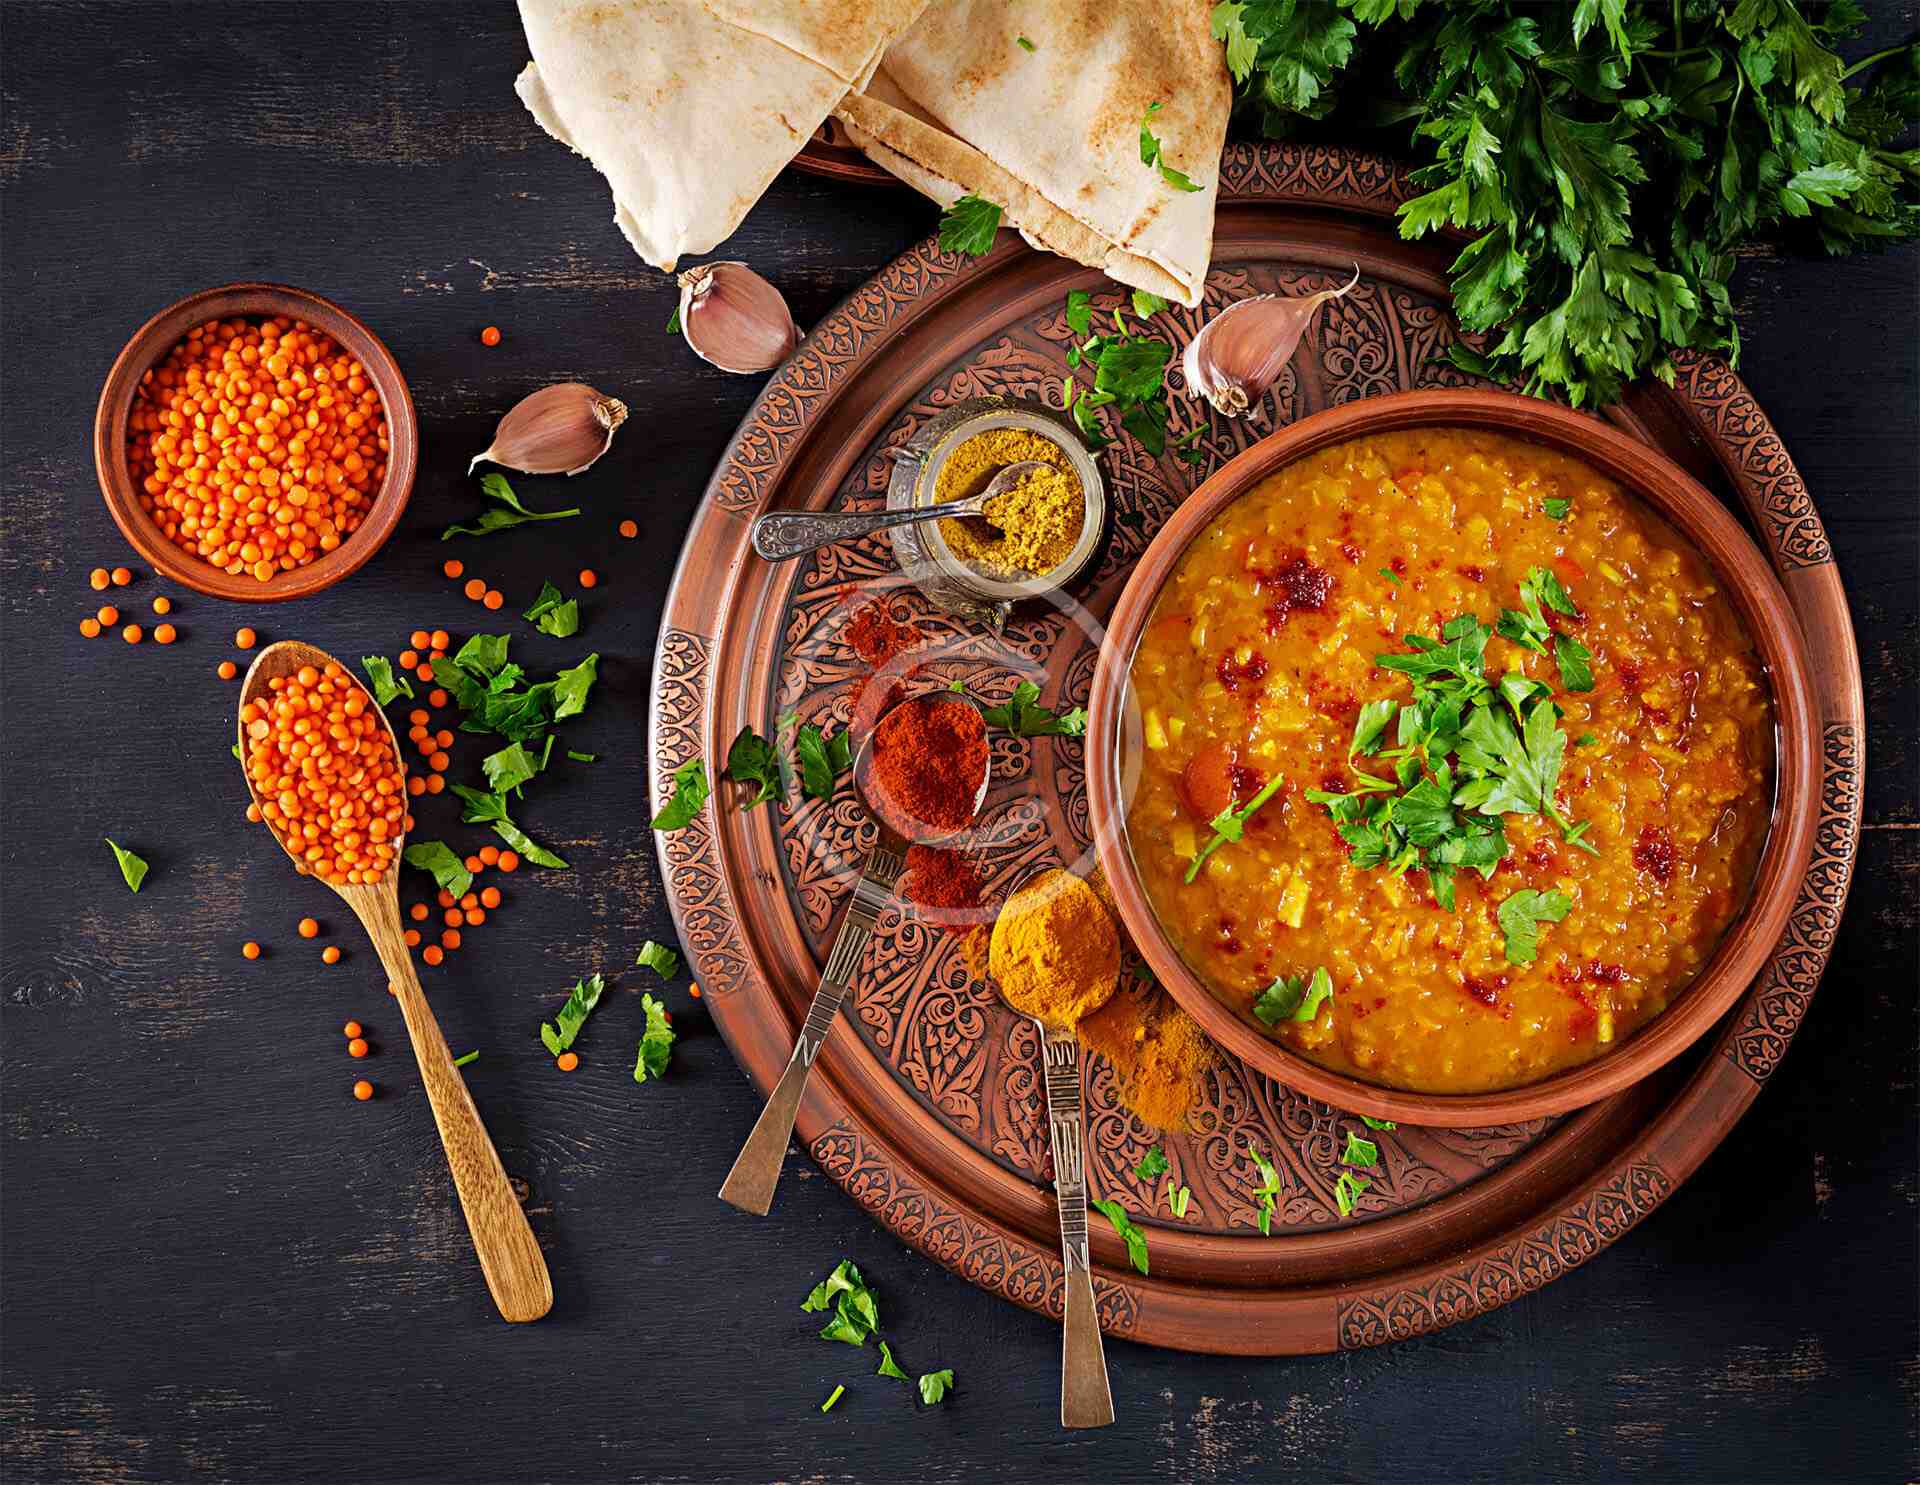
[[1085, 388, 1820, 1128], [92, 280, 418, 603]]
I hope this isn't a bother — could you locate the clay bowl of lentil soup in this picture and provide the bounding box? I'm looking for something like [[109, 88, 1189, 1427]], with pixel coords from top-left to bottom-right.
[[1086, 390, 1818, 1127], [94, 282, 418, 602]]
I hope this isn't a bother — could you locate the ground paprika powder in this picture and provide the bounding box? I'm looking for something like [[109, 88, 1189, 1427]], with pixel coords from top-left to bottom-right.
[[864, 696, 988, 837]]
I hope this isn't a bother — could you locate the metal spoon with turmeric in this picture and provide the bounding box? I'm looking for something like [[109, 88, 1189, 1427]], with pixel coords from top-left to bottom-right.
[[748, 459, 1048, 561], [989, 867, 1119, 1430]]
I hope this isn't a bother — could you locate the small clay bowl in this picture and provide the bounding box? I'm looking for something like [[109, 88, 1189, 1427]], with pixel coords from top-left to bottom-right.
[[1086, 389, 1820, 1128], [93, 282, 418, 602]]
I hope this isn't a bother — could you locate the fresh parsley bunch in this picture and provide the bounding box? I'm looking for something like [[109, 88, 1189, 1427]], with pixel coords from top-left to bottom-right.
[[1213, 0, 1919, 405]]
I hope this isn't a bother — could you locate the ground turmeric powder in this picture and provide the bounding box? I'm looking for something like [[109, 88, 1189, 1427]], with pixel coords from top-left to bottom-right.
[[988, 869, 1118, 1028], [933, 427, 1083, 577]]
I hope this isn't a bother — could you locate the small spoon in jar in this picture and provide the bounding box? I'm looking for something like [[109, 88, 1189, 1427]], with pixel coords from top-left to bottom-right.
[[718, 691, 990, 1216], [990, 868, 1119, 1430], [748, 459, 1049, 562], [238, 641, 552, 1323]]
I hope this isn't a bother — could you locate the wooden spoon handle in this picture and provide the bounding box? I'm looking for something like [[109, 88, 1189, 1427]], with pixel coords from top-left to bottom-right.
[[360, 893, 553, 1323]]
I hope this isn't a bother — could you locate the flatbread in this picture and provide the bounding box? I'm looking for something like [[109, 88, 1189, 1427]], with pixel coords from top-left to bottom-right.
[[516, 0, 929, 271], [837, 1, 1229, 306]]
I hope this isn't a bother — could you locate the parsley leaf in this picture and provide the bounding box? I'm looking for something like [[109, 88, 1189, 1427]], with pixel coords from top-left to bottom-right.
[[1497, 888, 1573, 965], [522, 581, 580, 639], [651, 758, 709, 831], [452, 1050, 479, 1068], [819, 1384, 844, 1414], [1360, 1115, 1397, 1130], [1556, 633, 1595, 693], [481, 740, 547, 797], [633, 991, 674, 1082], [1333, 1169, 1370, 1218], [1185, 773, 1286, 883], [360, 655, 414, 705], [723, 725, 782, 809], [1135, 1147, 1170, 1182], [1090, 1198, 1150, 1275], [937, 195, 1002, 256], [1015, 34, 1036, 52], [105, 838, 148, 892], [794, 723, 854, 801], [539, 972, 606, 1055], [917, 1370, 955, 1405], [1168, 1184, 1192, 1218], [402, 841, 473, 898], [1543, 497, 1572, 520], [979, 680, 1087, 737], [876, 1341, 910, 1382], [1138, 101, 1206, 192], [1246, 1141, 1283, 1236], [443, 472, 580, 539], [636, 940, 680, 980], [1342, 1131, 1379, 1167], [1131, 288, 1171, 317], [451, 784, 570, 868], [1253, 966, 1334, 1026], [803, 1261, 880, 1346], [1349, 696, 1397, 757]]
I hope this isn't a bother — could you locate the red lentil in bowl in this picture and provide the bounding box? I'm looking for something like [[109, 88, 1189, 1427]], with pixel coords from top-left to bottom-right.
[[1087, 391, 1818, 1127]]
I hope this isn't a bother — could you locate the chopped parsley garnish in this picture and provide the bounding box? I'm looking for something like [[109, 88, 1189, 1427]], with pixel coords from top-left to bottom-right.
[[1253, 966, 1333, 1026], [651, 758, 709, 831], [452, 1050, 479, 1068], [724, 725, 782, 809], [1379, 566, 1402, 588], [539, 972, 606, 1055], [1342, 1131, 1378, 1168], [1497, 888, 1573, 966], [105, 838, 149, 893], [1184, 773, 1285, 883], [1138, 101, 1204, 192], [819, 1384, 844, 1414], [1167, 1184, 1192, 1218], [1090, 1198, 1149, 1275], [1333, 1169, 1370, 1218], [452, 784, 569, 867], [1134, 1147, 1170, 1182], [979, 680, 1087, 738], [633, 991, 674, 1082], [803, 1260, 880, 1346], [443, 472, 580, 539], [360, 655, 413, 705], [430, 635, 599, 745], [918, 1370, 954, 1405], [522, 581, 580, 639], [481, 739, 547, 797], [1015, 34, 1035, 52], [1131, 288, 1170, 317], [567, 750, 597, 763], [1543, 498, 1572, 520], [1247, 1142, 1283, 1235], [794, 722, 854, 801], [876, 1341, 910, 1382], [402, 841, 473, 898], [1061, 290, 1176, 454], [1171, 424, 1207, 465], [1360, 1115, 1397, 1131], [937, 194, 1002, 256], [665, 305, 680, 334], [636, 940, 680, 980]]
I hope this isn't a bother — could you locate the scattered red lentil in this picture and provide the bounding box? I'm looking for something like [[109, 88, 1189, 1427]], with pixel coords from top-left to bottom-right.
[[153, 624, 177, 644], [235, 627, 257, 649], [122, 624, 144, 644], [403, 928, 422, 948], [479, 885, 502, 909], [352, 1080, 375, 1101], [348, 1036, 368, 1057], [217, 660, 238, 680], [556, 1052, 579, 1072], [321, 945, 342, 965], [97, 605, 119, 627], [89, 568, 110, 590], [343, 1020, 363, 1038], [482, 589, 504, 610], [152, 595, 172, 615], [463, 578, 486, 600], [480, 325, 502, 347], [298, 916, 320, 938], [578, 569, 597, 589], [497, 851, 519, 873], [79, 618, 101, 638], [441, 929, 463, 951], [111, 566, 133, 587], [422, 944, 444, 966], [242, 941, 262, 960], [409, 902, 429, 922], [618, 519, 638, 539], [409, 630, 430, 649]]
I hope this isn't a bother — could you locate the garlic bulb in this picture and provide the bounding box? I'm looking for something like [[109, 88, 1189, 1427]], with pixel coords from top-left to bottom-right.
[[1180, 266, 1361, 419], [469, 383, 628, 476], [678, 261, 803, 374]]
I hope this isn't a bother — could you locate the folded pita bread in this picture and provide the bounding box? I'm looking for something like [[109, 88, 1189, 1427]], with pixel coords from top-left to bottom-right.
[[516, 0, 929, 271], [837, 1, 1229, 306]]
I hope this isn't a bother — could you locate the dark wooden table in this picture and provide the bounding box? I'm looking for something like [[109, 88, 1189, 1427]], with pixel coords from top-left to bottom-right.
[[3, 6, 1914, 1482]]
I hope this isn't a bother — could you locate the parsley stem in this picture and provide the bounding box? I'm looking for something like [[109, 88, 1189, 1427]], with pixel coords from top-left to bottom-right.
[[1841, 45, 1905, 81]]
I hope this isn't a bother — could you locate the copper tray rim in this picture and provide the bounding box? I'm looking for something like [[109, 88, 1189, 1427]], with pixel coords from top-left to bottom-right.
[[649, 141, 1864, 1354]]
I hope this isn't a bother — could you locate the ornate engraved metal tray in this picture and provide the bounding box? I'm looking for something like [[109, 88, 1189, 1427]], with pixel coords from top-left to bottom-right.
[[650, 144, 1863, 1353]]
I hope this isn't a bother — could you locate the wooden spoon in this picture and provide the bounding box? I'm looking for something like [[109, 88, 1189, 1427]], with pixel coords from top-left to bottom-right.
[[239, 640, 553, 1323]]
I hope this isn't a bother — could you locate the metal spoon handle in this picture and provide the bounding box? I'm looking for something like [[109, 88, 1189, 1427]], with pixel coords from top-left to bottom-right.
[[718, 841, 905, 1214], [1037, 1022, 1115, 1429], [751, 504, 971, 562]]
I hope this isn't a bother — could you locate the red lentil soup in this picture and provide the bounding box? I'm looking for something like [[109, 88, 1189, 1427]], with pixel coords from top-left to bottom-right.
[[1125, 427, 1773, 1094]]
